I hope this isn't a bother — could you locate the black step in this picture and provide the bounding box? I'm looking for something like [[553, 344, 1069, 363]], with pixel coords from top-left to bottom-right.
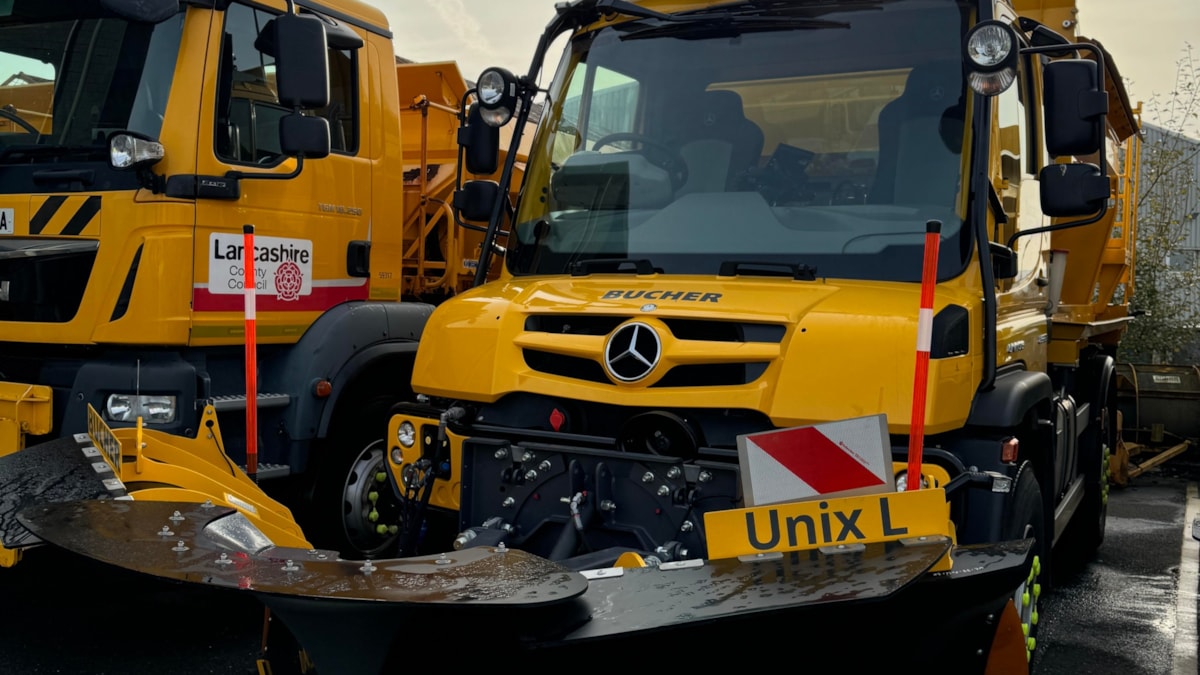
[[211, 393, 291, 412], [238, 462, 291, 480]]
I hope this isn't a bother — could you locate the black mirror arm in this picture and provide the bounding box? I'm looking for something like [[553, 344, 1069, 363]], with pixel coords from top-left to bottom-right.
[[225, 157, 304, 182], [1005, 197, 1107, 250], [469, 12, 581, 287]]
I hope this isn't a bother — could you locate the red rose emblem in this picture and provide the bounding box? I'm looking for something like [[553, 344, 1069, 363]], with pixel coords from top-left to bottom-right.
[[274, 261, 304, 301]]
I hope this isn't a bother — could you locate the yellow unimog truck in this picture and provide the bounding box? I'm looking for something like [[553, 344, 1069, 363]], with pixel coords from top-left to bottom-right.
[[14, 0, 1140, 672], [377, 0, 1139, 667], [0, 0, 512, 565]]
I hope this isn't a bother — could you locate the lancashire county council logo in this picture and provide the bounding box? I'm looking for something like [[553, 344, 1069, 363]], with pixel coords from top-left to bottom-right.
[[274, 261, 304, 301]]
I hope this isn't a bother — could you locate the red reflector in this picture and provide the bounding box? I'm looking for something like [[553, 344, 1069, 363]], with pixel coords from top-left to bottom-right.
[[1001, 436, 1019, 463], [549, 408, 565, 431], [313, 380, 332, 398]]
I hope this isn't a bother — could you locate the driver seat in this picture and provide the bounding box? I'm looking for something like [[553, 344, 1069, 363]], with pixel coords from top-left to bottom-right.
[[675, 90, 764, 194], [868, 60, 966, 207]]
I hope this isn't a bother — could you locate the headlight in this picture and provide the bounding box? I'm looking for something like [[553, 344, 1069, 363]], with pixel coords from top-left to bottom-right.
[[966, 24, 1013, 68], [475, 66, 517, 127], [396, 420, 416, 448], [477, 68, 511, 106], [963, 20, 1019, 96], [105, 394, 177, 424], [109, 133, 164, 169], [895, 470, 929, 492]]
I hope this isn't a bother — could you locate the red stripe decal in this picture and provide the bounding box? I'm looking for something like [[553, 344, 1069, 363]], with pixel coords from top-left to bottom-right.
[[752, 427, 885, 495], [193, 285, 368, 312]]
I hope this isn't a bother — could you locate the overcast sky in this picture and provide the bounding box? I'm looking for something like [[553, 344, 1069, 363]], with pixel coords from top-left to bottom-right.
[[377, 0, 1198, 136]]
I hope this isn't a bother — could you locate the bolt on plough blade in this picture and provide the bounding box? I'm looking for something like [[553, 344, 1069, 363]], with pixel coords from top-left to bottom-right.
[[19, 499, 1032, 673]]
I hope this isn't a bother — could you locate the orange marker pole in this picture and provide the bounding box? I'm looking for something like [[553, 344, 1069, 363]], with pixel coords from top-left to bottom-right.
[[243, 224, 258, 482], [906, 220, 941, 490]]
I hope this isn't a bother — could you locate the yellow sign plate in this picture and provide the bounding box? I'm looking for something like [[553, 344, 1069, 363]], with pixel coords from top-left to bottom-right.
[[704, 488, 953, 560], [86, 404, 122, 475]]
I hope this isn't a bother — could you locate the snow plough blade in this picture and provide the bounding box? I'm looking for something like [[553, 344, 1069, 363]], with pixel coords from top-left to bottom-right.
[[19, 498, 1032, 674], [0, 405, 309, 567]]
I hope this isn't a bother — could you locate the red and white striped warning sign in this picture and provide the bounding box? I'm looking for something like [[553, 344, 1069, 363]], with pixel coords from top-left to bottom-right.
[[737, 414, 894, 506]]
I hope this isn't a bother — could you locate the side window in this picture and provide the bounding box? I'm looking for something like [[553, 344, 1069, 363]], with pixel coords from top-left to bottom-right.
[[996, 67, 1028, 223], [582, 66, 640, 151], [215, 4, 359, 165]]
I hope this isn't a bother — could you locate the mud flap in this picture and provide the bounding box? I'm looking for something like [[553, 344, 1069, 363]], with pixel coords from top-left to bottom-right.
[[0, 435, 126, 552], [20, 499, 1032, 673]]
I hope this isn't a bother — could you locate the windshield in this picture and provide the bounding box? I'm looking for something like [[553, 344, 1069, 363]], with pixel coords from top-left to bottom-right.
[[0, 1, 184, 160], [510, 0, 974, 283]]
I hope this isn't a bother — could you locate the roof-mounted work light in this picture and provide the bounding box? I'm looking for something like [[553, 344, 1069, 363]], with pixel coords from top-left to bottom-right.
[[964, 20, 1019, 96], [476, 67, 518, 127]]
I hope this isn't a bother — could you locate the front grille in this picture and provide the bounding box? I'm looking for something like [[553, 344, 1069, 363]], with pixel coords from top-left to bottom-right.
[[523, 350, 609, 384], [521, 314, 784, 387], [652, 362, 770, 387], [0, 239, 98, 322]]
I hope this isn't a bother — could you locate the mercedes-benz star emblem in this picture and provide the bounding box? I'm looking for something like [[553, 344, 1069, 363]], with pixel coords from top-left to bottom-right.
[[604, 321, 662, 382]]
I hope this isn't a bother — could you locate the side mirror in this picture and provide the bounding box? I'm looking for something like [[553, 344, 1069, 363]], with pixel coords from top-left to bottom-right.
[[454, 180, 500, 222], [280, 114, 330, 159], [460, 103, 500, 175], [1039, 163, 1109, 217], [989, 241, 1018, 280], [1043, 59, 1107, 157], [271, 14, 330, 110]]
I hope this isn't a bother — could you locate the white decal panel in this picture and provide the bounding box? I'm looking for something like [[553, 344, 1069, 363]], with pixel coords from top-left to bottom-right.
[[208, 233, 313, 300]]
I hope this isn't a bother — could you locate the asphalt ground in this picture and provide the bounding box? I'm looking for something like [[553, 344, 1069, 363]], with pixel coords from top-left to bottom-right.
[[2, 453, 1198, 674], [1033, 450, 1200, 675]]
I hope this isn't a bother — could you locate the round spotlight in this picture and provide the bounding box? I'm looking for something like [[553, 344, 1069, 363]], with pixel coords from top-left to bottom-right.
[[963, 20, 1020, 96], [967, 24, 1014, 68], [396, 420, 416, 448], [475, 67, 518, 127]]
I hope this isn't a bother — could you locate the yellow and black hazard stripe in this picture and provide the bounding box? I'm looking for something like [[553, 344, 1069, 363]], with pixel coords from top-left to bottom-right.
[[30, 195, 101, 236]]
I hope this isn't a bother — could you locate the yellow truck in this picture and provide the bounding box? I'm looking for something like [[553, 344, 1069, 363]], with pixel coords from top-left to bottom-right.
[[0, 0, 513, 565], [12, 0, 1141, 672]]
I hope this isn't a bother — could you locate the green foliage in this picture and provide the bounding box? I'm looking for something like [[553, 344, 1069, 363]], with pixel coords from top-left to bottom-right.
[[1119, 44, 1200, 364]]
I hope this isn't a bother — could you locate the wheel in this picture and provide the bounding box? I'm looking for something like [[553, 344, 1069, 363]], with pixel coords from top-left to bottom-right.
[[1002, 463, 1046, 664], [590, 131, 689, 191], [305, 398, 405, 560], [1073, 355, 1115, 555]]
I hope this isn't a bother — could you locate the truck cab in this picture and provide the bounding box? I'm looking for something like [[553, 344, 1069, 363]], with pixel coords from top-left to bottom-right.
[[0, 0, 497, 560]]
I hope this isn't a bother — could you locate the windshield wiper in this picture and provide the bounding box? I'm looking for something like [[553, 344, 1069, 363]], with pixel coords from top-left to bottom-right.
[[569, 258, 658, 276], [620, 14, 847, 40], [718, 260, 817, 280]]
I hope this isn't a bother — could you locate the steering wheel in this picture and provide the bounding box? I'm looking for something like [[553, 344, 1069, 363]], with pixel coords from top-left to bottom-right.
[[591, 132, 689, 192], [0, 106, 39, 136]]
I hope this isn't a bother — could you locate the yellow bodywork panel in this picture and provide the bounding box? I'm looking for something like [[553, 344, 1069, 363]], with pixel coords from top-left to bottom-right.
[[0, 544, 21, 568], [704, 487, 954, 566], [90, 405, 309, 549], [0, 382, 52, 456], [412, 277, 983, 435]]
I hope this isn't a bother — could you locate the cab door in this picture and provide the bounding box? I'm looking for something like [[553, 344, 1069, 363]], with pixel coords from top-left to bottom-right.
[[192, 0, 372, 344]]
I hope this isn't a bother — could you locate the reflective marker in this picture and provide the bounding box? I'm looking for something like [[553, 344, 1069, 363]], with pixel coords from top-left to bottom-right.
[[244, 224, 258, 481], [906, 220, 941, 489]]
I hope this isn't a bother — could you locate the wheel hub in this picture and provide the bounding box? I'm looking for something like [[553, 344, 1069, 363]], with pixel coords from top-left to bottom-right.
[[340, 442, 402, 556]]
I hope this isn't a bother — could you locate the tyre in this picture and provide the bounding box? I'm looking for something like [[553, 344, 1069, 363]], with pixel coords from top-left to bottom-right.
[[1002, 463, 1045, 663], [304, 397, 405, 560], [1073, 355, 1115, 555]]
